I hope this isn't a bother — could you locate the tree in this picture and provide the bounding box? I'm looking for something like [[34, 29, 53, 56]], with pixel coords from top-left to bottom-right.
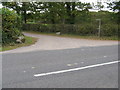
[[1, 8, 22, 45], [35, 2, 92, 24], [2, 2, 31, 23], [2, 2, 92, 24], [108, 1, 120, 24], [108, 1, 120, 12], [2, 2, 21, 15], [31, 2, 66, 24], [96, 0, 104, 11]]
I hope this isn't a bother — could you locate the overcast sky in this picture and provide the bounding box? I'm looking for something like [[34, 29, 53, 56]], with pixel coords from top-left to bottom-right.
[[0, 0, 118, 11], [80, 0, 116, 11], [0, 4, 2, 8]]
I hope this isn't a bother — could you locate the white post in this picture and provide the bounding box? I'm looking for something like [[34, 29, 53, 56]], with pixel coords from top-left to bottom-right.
[[98, 19, 101, 37], [96, 19, 101, 37]]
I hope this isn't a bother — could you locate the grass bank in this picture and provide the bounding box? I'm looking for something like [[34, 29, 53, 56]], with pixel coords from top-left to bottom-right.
[[25, 31, 118, 41], [1, 36, 38, 51]]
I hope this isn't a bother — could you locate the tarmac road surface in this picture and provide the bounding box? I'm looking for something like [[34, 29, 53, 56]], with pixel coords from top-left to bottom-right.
[[2, 45, 119, 88]]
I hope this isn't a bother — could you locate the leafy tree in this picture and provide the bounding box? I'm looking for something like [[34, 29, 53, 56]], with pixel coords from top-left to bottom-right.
[[32, 2, 92, 24], [2, 2, 92, 24], [108, 1, 120, 24], [2, 2, 21, 15], [108, 1, 120, 12], [2, 2, 31, 23], [1, 8, 22, 45], [30, 2, 66, 24], [96, 1, 104, 11]]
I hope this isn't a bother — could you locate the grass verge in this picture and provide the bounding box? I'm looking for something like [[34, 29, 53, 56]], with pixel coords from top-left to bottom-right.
[[25, 31, 118, 41], [1, 36, 38, 51]]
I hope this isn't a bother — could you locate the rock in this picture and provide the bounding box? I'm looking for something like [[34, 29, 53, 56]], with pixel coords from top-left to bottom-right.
[[56, 32, 61, 35], [16, 36, 25, 43]]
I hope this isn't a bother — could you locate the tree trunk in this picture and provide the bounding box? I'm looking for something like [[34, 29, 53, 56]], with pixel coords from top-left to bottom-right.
[[23, 10, 27, 23], [22, 2, 27, 23], [65, 2, 75, 24]]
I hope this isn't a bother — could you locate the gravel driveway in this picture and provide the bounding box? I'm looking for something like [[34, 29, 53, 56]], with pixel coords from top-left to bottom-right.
[[2, 32, 118, 53]]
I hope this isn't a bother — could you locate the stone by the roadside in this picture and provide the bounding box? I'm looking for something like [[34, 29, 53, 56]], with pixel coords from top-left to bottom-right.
[[16, 36, 25, 43], [56, 32, 61, 35]]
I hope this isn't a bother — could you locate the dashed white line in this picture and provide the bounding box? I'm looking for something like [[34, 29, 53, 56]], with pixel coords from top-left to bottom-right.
[[81, 49, 84, 51], [32, 67, 35, 69], [23, 71, 26, 73], [74, 63, 78, 65], [104, 56, 107, 58], [34, 60, 119, 77], [81, 62, 84, 64], [67, 64, 72, 66]]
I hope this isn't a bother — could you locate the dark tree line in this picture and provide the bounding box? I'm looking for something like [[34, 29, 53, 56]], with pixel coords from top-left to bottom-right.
[[2, 2, 92, 24], [2, 1, 119, 24]]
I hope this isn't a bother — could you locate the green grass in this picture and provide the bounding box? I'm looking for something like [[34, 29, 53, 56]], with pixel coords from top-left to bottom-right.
[[25, 31, 118, 41], [1, 36, 38, 51]]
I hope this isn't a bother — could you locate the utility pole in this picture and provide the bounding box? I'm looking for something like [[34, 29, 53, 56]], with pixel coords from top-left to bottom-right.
[[96, 19, 101, 37]]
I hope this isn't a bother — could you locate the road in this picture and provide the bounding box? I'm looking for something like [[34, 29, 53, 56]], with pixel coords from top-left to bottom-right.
[[2, 32, 118, 54], [2, 45, 119, 88], [1, 33, 119, 88]]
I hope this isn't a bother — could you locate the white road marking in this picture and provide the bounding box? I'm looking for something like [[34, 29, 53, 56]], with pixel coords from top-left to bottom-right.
[[23, 71, 26, 73], [32, 67, 35, 69], [104, 56, 107, 58], [67, 64, 72, 66], [81, 62, 84, 64], [74, 63, 78, 65], [81, 49, 84, 51], [34, 60, 119, 77]]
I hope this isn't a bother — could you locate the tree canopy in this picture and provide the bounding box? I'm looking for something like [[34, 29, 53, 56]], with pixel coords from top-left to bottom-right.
[[2, 2, 92, 24]]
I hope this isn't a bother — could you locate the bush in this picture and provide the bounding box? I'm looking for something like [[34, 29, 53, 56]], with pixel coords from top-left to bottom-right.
[[1, 8, 23, 45], [22, 23, 118, 36], [76, 24, 97, 35], [101, 23, 118, 36], [22, 24, 97, 35]]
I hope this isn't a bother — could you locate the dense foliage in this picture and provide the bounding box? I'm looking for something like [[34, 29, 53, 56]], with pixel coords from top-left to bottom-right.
[[2, 1, 119, 38], [2, 2, 92, 24], [23, 23, 118, 36], [23, 11, 118, 36], [108, 1, 120, 24], [1, 8, 22, 45]]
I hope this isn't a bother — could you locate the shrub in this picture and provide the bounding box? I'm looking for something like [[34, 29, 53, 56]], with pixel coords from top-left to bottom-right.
[[1, 8, 22, 45], [22, 23, 118, 36], [101, 23, 118, 36], [76, 24, 97, 35]]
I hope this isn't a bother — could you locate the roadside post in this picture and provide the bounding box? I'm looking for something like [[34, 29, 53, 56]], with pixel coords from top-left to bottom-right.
[[96, 19, 101, 37]]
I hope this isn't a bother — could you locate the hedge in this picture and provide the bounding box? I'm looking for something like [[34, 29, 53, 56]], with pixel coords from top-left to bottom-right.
[[22, 23, 118, 36]]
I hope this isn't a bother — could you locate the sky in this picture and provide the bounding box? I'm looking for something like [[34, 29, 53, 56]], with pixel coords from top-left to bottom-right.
[[80, 0, 115, 11], [0, 4, 2, 8], [0, 0, 118, 11]]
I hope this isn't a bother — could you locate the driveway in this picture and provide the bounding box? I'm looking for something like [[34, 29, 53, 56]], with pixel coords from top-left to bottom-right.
[[2, 32, 118, 53]]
